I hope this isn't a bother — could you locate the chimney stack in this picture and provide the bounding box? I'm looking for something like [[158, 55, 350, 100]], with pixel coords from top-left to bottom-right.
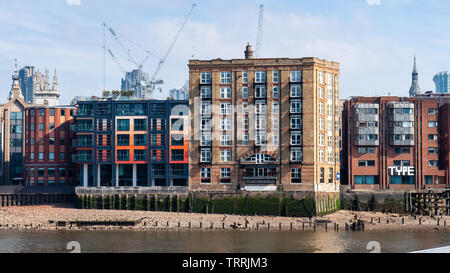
[[245, 43, 253, 59]]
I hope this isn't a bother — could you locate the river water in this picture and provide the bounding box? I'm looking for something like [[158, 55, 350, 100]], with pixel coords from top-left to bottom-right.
[[0, 230, 449, 253]]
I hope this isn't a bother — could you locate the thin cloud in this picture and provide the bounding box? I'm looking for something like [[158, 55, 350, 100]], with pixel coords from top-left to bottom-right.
[[366, 0, 381, 6]]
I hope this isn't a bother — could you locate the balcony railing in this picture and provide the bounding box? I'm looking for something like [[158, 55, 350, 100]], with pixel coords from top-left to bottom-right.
[[71, 124, 93, 132], [76, 110, 93, 117], [72, 154, 93, 162], [72, 139, 93, 147]]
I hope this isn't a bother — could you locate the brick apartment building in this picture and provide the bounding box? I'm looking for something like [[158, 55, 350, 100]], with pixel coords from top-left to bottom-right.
[[342, 96, 449, 190], [72, 98, 189, 188], [23, 106, 77, 186], [188, 45, 342, 195]]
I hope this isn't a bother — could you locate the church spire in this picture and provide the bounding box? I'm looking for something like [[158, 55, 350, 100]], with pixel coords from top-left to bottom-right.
[[8, 58, 24, 100], [409, 55, 421, 97], [52, 69, 58, 92]]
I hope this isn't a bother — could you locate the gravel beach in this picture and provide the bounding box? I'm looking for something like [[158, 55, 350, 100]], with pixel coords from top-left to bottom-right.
[[0, 204, 448, 232]]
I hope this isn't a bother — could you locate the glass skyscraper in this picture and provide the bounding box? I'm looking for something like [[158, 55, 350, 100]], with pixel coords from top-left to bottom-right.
[[433, 71, 450, 93]]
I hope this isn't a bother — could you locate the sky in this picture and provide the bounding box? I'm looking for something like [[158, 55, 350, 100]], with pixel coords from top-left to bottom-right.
[[0, 0, 450, 104]]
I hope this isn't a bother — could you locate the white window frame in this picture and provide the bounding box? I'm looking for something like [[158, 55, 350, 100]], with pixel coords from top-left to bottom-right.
[[291, 116, 302, 129], [291, 147, 302, 162], [291, 85, 302, 97], [201, 86, 211, 98], [242, 87, 248, 98], [201, 168, 211, 178], [273, 70, 279, 83], [220, 118, 231, 131], [220, 72, 231, 84], [242, 71, 248, 84], [220, 102, 231, 115], [319, 87, 324, 98], [255, 71, 266, 83], [220, 134, 232, 146], [200, 72, 211, 84], [291, 70, 301, 82], [200, 149, 211, 162], [220, 168, 231, 178], [220, 87, 231, 99], [272, 86, 279, 98], [255, 85, 266, 98], [290, 100, 302, 113], [291, 131, 302, 145], [220, 150, 231, 162]]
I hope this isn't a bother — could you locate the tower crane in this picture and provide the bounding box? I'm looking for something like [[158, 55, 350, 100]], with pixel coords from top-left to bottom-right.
[[255, 4, 264, 58], [103, 2, 197, 98]]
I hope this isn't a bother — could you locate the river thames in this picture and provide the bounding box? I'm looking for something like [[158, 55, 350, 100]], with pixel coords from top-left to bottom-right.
[[0, 230, 449, 253]]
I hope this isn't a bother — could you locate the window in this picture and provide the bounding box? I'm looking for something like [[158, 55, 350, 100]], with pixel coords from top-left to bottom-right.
[[428, 147, 438, 154], [117, 119, 130, 131], [200, 72, 211, 84], [272, 101, 279, 114], [117, 150, 129, 161], [318, 87, 324, 98], [39, 153, 44, 160], [291, 148, 302, 162], [255, 132, 267, 145], [272, 134, 279, 145], [328, 168, 333, 183], [49, 138, 55, 145], [291, 116, 302, 129], [49, 109, 54, 116], [134, 119, 146, 131], [220, 72, 231, 84], [220, 87, 231, 98], [171, 150, 184, 161], [220, 150, 231, 162], [318, 71, 324, 84], [287, 84, 302, 98], [60, 152, 64, 160], [291, 131, 302, 145], [201, 119, 211, 131], [355, 176, 379, 185], [428, 121, 438, 128], [272, 116, 279, 130], [220, 134, 231, 146], [201, 168, 211, 183], [201, 101, 211, 116], [328, 135, 333, 146], [39, 123, 44, 131], [59, 168, 66, 177], [31, 110, 35, 116], [201, 86, 211, 98], [319, 150, 324, 162], [291, 168, 301, 183], [428, 134, 438, 141], [327, 104, 333, 115], [134, 150, 147, 161], [135, 134, 147, 146], [242, 87, 248, 98], [117, 134, 130, 146], [220, 103, 231, 115], [429, 160, 438, 167], [30, 153, 34, 160], [220, 168, 231, 178], [425, 176, 434, 185], [393, 147, 410, 154], [201, 133, 211, 146], [291, 70, 301, 82], [320, 168, 324, 183], [255, 85, 266, 98], [318, 102, 324, 114], [60, 109, 65, 116], [358, 160, 375, 167], [318, 134, 324, 146], [319, 118, 324, 130], [242, 134, 249, 146], [39, 109, 44, 116], [48, 168, 55, 177], [220, 118, 231, 131], [242, 71, 248, 83], [255, 71, 266, 83], [358, 147, 375, 154], [290, 100, 302, 113], [393, 160, 410, 166], [390, 176, 414, 185], [272, 86, 279, 98], [428, 108, 438, 115], [200, 149, 211, 162], [273, 70, 279, 83]]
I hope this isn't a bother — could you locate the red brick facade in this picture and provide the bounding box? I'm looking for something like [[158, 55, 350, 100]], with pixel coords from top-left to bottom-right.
[[343, 97, 449, 190], [24, 106, 77, 186]]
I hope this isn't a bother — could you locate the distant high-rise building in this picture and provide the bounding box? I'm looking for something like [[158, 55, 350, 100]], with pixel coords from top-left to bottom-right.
[[433, 71, 450, 94], [121, 68, 150, 98], [17, 66, 60, 106], [169, 81, 189, 100], [409, 56, 421, 97], [18, 66, 36, 103]]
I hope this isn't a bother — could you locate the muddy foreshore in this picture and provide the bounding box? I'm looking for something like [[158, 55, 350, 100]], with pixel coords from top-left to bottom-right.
[[0, 204, 448, 232]]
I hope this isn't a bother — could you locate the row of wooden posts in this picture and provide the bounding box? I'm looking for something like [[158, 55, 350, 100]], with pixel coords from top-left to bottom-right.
[[0, 194, 75, 207]]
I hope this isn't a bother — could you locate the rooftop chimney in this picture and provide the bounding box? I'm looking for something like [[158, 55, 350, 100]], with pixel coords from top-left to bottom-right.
[[245, 43, 253, 59]]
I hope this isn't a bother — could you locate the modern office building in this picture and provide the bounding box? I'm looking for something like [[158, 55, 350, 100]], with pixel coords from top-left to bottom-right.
[[433, 71, 450, 94], [121, 68, 158, 99], [23, 106, 77, 186], [18, 66, 36, 104], [72, 99, 189, 188], [169, 81, 189, 100], [0, 69, 31, 185], [342, 96, 449, 190], [188, 45, 341, 196]]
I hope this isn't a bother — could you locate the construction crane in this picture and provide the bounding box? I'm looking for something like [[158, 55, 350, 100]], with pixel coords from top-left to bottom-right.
[[255, 4, 264, 58], [103, 2, 197, 98]]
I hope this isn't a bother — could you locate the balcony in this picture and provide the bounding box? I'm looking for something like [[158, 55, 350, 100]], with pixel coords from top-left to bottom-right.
[[72, 139, 93, 147], [71, 124, 93, 132], [72, 154, 93, 162], [75, 110, 93, 117]]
